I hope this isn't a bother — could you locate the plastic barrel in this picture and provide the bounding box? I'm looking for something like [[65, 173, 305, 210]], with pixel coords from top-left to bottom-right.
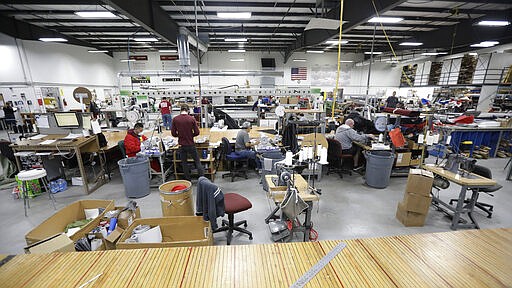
[[118, 156, 150, 198], [364, 151, 395, 189], [159, 180, 194, 216]]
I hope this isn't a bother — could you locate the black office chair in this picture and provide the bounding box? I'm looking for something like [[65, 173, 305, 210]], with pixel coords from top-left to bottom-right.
[[118, 140, 127, 158], [326, 138, 352, 178], [449, 164, 503, 218], [220, 137, 248, 182]]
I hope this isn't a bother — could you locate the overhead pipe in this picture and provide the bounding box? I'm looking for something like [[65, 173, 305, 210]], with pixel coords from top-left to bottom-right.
[[177, 34, 191, 74]]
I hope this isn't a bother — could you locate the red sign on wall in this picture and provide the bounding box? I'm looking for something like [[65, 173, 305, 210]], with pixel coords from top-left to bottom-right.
[[160, 55, 179, 61], [129, 55, 148, 61]]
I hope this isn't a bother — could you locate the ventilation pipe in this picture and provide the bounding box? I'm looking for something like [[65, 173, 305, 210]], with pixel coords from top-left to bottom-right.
[[177, 34, 191, 74]]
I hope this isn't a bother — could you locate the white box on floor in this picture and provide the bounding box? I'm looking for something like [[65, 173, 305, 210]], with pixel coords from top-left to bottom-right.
[[71, 177, 83, 186]]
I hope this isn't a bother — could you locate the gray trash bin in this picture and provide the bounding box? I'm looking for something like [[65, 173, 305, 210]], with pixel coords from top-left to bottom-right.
[[364, 151, 395, 189], [118, 156, 150, 198]]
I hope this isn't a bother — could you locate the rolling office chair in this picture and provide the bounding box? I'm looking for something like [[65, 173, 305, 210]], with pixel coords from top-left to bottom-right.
[[221, 137, 249, 182], [216, 193, 253, 245], [118, 140, 127, 158], [449, 164, 503, 218], [326, 138, 352, 178]]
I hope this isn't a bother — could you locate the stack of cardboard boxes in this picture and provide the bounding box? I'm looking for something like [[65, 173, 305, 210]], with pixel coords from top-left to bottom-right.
[[396, 169, 434, 227]]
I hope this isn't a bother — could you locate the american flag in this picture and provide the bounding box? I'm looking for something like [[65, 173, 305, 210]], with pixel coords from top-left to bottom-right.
[[291, 67, 307, 80]]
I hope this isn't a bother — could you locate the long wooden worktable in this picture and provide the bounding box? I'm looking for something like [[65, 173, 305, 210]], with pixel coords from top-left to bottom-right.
[[0, 228, 510, 287]]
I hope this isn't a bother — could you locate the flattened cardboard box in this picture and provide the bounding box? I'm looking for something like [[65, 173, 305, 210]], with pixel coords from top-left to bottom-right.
[[396, 202, 427, 227], [402, 193, 432, 214], [24, 233, 75, 254], [117, 216, 213, 250], [405, 169, 434, 196], [25, 200, 115, 245]]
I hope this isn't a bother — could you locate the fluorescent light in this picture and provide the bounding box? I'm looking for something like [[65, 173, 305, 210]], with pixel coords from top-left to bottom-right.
[[159, 49, 177, 53], [88, 50, 108, 53], [364, 51, 382, 55], [133, 37, 158, 42], [75, 11, 117, 18], [421, 52, 448, 56], [339, 60, 354, 63], [293, 59, 307, 62], [400, 42, 423, 46], [120, 59, 136, 62], [306, 50, 324, 54], [225, 38, 247, 42], [368, 17, 403, 23], [468, 52, 478, 56], [230, 58, 245, 62], [478, 20, 510, 27], [217, 12, 251, 19], [228, 49, 245, 53], [325, 40, 348, 45], [39, 37, 67, 42], [470, 41, 499, 48]]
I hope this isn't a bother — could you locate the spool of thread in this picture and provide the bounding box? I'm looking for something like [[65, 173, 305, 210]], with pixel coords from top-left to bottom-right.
[[285, 151, 293, 166], [307, 147, 313, 160], [317, 145, 322, 157], [320, 147, 328, 164], [298, 148, 304, 162], [378, 134, 383, 143]]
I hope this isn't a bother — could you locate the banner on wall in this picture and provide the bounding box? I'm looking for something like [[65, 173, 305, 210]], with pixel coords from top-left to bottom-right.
[[131, 76, 151, 84]]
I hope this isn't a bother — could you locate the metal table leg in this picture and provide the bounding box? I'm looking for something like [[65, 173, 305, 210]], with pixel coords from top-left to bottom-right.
[[303, 201, 313, 242], [451, 185, 467, 230]]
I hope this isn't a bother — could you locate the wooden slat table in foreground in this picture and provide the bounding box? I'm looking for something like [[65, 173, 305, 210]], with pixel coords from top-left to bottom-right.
[[0, 229, 510, 287]]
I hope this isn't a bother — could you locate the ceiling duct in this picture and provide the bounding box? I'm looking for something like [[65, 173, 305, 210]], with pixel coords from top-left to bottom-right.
[[177, 34, 191, 74]]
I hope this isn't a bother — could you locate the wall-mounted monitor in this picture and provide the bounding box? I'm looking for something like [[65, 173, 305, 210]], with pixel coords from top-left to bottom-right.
[[54, 112, 80, 128], [261, 58, 276, 68]]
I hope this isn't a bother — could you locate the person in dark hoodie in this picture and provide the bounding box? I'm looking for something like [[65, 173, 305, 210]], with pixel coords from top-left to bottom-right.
[[124, 122, 147, 157], [335, 119, 374, 168]]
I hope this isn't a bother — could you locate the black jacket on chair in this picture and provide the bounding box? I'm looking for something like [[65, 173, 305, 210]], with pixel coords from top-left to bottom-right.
[[282, 123, 299, 153], [196, 176, 225, 230]]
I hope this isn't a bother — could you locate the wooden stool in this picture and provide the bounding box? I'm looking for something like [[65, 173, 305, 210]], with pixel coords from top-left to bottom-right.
[[17, 168, 56, 217]]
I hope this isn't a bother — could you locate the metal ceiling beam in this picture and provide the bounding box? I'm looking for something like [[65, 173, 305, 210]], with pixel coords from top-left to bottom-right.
[[0, 0, 96, 4], [160, 1, 322, 8], [392, 6, 502, 15], [100, 0, 207, 51], [434, 0, 512, 4], [0, 14, 112, 55], [283, 0, 408, 63]]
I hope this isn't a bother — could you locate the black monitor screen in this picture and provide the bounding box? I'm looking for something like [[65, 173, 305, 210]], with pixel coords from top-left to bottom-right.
[[261, 58, 276, 68]]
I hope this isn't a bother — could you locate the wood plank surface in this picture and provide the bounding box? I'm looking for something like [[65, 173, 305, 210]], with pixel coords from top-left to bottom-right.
[[1, 229, 510, 286], [423, 164, 497, 187]]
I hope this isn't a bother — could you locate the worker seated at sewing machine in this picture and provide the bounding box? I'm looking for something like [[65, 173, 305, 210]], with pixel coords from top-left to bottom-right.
[[235, 122, 261, 169], [124, 122, 148, 157], [335, 119, 375, 169]]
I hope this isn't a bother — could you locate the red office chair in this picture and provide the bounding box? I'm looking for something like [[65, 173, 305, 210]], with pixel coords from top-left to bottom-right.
[[215, 193, 253, 245]]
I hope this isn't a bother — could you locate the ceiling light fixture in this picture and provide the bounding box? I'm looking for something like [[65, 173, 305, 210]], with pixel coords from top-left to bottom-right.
[[306, 50, 324, 54], [228, 49, 246, 53], [477, 20, 510, 27], [87, 50, 108, 53], [225, 38, 248, 42], [368, 17, 403, 23], [421, 52, 448, 56], [75, 11, 117, 18], [230, 58, 245, 62], [293, 59, 307, 62], [133, 37, 158, 42], [364, 51, 382, 55], [399, 42, 423, 46], [120, 59, 136, 62], [325, 40, 348, 45], [39, 37, 67, 42], [217, 12, 251, 19], [470, 41, 499, 48], [159, 49, 177, 53], [339, 60, 354, 63]]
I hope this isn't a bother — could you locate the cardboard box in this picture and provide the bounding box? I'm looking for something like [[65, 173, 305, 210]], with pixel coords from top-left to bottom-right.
[[103, 227, 125, 250], [24, 233, 75, 254], [395, 152, 412, 167], [405, 169, 434, 196], [407, 139, 421, 150], [396, 202, 427, 227], [402, 193, 432, 214], [278, 96, 288, 104], [25, 200, 115, 245], [117, 216, 213, 249], [115, 206, 141, 230], [288, 97, 299, 104], [409, 158, 422, 166]]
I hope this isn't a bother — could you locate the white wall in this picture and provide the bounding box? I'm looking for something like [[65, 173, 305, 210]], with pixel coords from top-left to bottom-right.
[[0, 33, 117, 112]]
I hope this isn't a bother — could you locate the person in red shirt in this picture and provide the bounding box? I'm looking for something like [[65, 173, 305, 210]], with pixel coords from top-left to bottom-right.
[[171, 105, 204, 180], [159, 97, 172, 130], [124, 123, 148, 157]]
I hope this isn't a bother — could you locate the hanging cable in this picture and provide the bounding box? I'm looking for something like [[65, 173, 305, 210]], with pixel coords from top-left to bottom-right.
[[331, 0, 345, 119]]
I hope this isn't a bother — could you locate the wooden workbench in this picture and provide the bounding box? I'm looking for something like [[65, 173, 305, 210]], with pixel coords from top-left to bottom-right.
[[11, 135, 106, 194], [265, 174, 319, 202], [0, 229, 510, 287], [423, 164, 497, 187]]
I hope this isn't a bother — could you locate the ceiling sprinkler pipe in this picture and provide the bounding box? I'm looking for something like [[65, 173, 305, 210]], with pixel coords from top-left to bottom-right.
[[177, 34, 191, 73]]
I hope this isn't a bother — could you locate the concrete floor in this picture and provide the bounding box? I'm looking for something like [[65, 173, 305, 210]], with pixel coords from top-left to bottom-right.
[[0, 143, 510, 254]]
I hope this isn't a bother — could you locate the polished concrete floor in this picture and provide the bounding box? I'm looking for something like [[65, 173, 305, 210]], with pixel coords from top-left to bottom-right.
[[0, 149, 510, 254]]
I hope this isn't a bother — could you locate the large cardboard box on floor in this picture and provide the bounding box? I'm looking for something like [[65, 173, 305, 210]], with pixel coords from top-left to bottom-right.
[[402, 193, 432, 214], [405, 169, 434, 196], [25, 200, 115, 245], [396, 202, 427, 227], [395, 152, 412, 167], [117, 216, 213, 249], [24, 233, 75, 254]]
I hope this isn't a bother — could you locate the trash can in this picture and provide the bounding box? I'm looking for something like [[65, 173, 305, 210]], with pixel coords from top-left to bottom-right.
[[364, 151, 395, 189], [260, 151, 285, 191], [118, 156, 150, 198], [159, 180, 194, 216]]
